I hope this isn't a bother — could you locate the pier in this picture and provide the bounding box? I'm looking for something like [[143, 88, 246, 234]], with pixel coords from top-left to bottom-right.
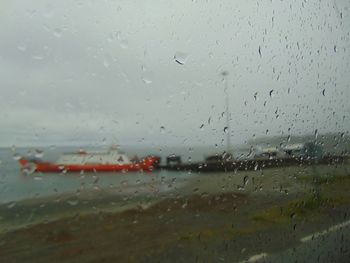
[[158, 155, 348, 173]]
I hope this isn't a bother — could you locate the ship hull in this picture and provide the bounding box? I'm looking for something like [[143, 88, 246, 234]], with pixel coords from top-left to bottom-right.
[[18, 156, 159, 173]]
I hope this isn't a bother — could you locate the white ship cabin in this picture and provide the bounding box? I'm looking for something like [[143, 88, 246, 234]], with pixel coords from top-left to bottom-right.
[[56, 148, 131, 165]]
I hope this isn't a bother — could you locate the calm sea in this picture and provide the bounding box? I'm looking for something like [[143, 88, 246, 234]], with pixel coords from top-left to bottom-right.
[[0, 145, 239, 204], [2, 145, 348, 205]]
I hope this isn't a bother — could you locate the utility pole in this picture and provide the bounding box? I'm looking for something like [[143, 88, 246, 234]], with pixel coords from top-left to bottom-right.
[[221, 70, 231, 154]]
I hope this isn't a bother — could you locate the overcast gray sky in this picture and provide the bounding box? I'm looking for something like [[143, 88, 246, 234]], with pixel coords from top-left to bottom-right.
[[0, 0, 349, 147]]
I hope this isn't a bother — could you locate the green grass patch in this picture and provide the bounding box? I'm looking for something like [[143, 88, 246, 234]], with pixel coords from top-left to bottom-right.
[[251, 206, 289, 224], [251, 195, 348, 225], [178, 228, 230, 242], [297, 174, 350, 185]]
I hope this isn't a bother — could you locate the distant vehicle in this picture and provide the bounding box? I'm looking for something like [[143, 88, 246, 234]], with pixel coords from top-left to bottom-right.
[[282, 142, 323, 159], [254, 147, 286, 160], [166, 155, 182, 166], [282, 143, 305, 158], [205, 152, 234, 163], [18, 147, 160, 173]]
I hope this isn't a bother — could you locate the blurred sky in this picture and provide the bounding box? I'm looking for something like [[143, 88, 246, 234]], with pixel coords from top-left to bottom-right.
[[0, 0, 349, 147]]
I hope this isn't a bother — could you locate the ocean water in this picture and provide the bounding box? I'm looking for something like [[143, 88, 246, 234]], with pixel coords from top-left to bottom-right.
[[1, 145, 349, 205], [0, 145, 231, 204]]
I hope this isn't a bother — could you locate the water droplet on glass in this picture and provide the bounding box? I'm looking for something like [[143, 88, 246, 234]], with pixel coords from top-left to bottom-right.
[[25, 9, 35, 18], [258, 46, 262, 58], [34, 176, 43, 181], [7, 202, 16, 209], [43, 6, 54, 18], [253, 92, 258, 101], [32, 54, 44, 60], [34, 150, 44, 158], [174, 52, 189, 65], [17, 44, 27, 52], [103, 55, 113, 68], [322, 89, 325, 96], [269, 90, 274, 98], [314, 129, 318, 139], [114, 31, 122, 40], [19, 90, 27, 96], [334, 45, 337, 52], [53, 28, 63, 38], [243, 176, 249, 186], [142, 78, 152, 84], [199, 124, 204, 129], [107, 33, 114, 42], [223, 126, 228, 133], [120, 39, 128, 49], [22, 162, 36, 175], [67, 199, 79, 206], [13, 153, 21, 161]]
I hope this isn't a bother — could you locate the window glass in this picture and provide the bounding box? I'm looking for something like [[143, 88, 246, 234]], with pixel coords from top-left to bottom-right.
[[0, 1, 349, 262]]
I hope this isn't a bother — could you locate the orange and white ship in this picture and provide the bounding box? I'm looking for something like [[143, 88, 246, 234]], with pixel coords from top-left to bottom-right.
[[18, 147, 160, 173]]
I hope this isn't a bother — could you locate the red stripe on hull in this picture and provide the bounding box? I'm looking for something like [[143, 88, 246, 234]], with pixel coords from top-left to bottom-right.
[[18, 157, 159, 173]]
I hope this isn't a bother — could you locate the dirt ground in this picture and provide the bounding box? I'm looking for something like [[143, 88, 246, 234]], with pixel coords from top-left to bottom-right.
[[1, 165, 350, 263], [1, 189, 349, 263]]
